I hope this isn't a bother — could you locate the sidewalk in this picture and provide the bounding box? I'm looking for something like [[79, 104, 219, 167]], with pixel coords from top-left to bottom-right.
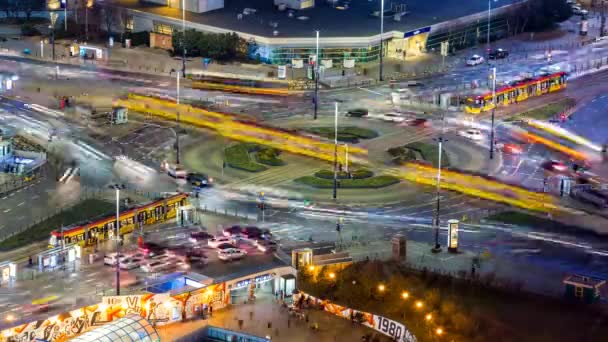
[[156, 295, 391, 342]]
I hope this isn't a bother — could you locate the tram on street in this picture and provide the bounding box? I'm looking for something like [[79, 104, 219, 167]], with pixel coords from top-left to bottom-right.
[[49, 193, 188, 248], [464, 72, 567, 114]]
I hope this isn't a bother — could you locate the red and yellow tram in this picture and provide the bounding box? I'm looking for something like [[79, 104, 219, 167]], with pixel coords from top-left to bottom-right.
[[464, 72, 567, 114], [49, 193, 188, 248]]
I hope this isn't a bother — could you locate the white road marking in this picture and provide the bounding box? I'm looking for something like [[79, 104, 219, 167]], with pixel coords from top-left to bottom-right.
[[358, 87, 383, 96], [17, 202, 24, 207], [3, 209, 10, 213]]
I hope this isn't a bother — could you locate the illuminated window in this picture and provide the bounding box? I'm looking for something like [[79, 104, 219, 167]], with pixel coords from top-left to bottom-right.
[[575, 286, 583, 298]]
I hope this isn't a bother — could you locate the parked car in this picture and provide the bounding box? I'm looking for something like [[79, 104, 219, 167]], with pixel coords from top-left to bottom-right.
[[223, 225, 243, 237], [466, 55, 484, 66], [208, 236, 234, 248], [218, 248, 247, 261], [141, 261, 171, 273], [402, 118, 429, 127], [458, 129, 484, 141], [119, 257, 143, 270], [139, 242, 165, 257], [257, 240, 278, 253], [104, 253, 128, 266], [187, 173, 213, 187], [489, 48, 509, 59]]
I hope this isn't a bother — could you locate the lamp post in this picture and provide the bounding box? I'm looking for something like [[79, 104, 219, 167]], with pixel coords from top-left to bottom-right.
[[64, 0, 67, 31], [181, 0, 187, 78], [379, 0, 384, 81], [432, 114, 446, 253], [85, 0, 92, 42], [109, 184, 124, 296], [333, 102, 339, 200], [314, 30, 319, 120], [176, 72, 181, 165], [486, 0, 497, 58], [489, 67, 496, 159], [49, 12, 59, 61], [343, 143, 349, 174]]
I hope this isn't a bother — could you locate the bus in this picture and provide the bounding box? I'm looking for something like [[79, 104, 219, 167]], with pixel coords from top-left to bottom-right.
[[464, 72, 567, 114], [49, 193, 188, 248]]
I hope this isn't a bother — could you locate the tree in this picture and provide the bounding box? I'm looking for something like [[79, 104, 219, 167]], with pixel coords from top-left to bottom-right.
[[102, 6, 115, 37], [116, 7, 131, 43], [513, 0, 573, 33]]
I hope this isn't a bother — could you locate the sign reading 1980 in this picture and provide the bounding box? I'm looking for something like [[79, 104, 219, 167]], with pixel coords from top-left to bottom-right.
[[374, 316, 417, 342]]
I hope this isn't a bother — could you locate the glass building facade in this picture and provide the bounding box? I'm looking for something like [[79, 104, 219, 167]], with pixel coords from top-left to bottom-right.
[[70, 314, 160, 342]]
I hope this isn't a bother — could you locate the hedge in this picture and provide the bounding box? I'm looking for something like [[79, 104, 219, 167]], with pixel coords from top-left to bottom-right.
[[295, 175, 400, 189], [315, 169, 374, 180], [224, 144, 267, 172], [255, 147, 285, 166], [389, 143, 449, 168]]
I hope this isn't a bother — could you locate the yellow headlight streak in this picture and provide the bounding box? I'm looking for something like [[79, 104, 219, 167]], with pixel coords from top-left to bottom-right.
[[118, 95, 561, 213], [524, 119, 602, 152]]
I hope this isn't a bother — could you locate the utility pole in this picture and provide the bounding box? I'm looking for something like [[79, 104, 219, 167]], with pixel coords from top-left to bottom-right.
[[487, 0, 492, 57], [333, 102, 339, 200], [85, 1, 89, 41], [379, 0, 384, 81], [314, 30, 319, 120], [114, 186, 121, 296], [176, 72, 181, 165], [64, 0, 68, 32], [432, 114, 446, 253], [489, 67, 496, 159], [182, 0, 187, 78]]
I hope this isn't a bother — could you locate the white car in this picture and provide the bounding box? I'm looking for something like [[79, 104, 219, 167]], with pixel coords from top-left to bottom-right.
[[458, 129, 484, 141], [119, 257, 143, 270], [218, 248, 247, 261], [141, 260, 171, 273], [466, 55, 484, 66], [104, 253, 129, 266], [208, 236, 234, 248]]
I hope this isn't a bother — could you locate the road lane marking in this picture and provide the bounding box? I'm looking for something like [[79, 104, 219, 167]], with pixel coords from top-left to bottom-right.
[[357, 87, 383, 96], [17, 202, 24, 207], [32, 195, 39, 199], [1, 197, 5, 200], [3, 209, 10, 213]]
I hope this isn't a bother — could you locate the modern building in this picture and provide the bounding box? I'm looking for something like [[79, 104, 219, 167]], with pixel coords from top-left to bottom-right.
[[108, 0, 524, 64], [0, 127, 47, 175], [563, 274, 606, 304]]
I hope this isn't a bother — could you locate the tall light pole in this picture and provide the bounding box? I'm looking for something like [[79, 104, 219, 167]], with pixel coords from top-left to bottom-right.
[[85, 0, 91, 42], [486, 0, 498, 57], [110, 184, 122, 295], [379, 0, 384, 81], [176, 72, 181, 165], [489, 67, 496, 159], [50, 12, 59, 61], [182, 0, 187, 78], [314, 30, 319, 120], [432, 114, 446, 253], [64, 0, 67, 31], [332, 102, 339, 200]]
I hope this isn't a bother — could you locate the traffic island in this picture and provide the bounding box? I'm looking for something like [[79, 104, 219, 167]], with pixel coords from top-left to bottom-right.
[[224, 143, 285, 172], [307, 126, 378, 143], [294, 169, 400, 189], [506, 98, 576, 121], [388, 141, 450, 168]]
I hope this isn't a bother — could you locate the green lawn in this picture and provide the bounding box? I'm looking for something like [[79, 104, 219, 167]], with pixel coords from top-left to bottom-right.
[[388, 142, 449, 168], [308, 126, 379, 143], [486, 211, 575, 230], [295, 175, 399, 189], [0, 199, 114, 251], [314, 169, 374, 180], [224, 143, 285, 172], [509, 98, 576, 121]]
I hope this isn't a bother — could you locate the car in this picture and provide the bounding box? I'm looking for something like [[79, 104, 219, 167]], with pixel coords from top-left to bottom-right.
[[189, 231, 213, 244], [345, 109, 368, 118], [208, 236, 234, 248], [381, 113, 407, 123], [458, 129, 484, 141], [257, 240, 278, 253], [489, 48, 509, 59], [218, 248, 247, 261], [541, 160, 569, 173], [216, 243, 238, 250], [167, 165, 187, 179], [187, 173, 213, 187], [139, 242, 165, 257], [466, 55, 484, 66], [222, 225, 243, 237], [141, 260, 171, 273], [497, 143, 523, 154], [401, 118, 429, 127], [242, 226, 262, 239], [104, 253, 129, 266], [119, 257, 143, 270]]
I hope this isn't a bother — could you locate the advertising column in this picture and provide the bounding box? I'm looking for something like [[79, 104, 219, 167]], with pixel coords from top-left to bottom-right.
[[447, 219, 459, 253]]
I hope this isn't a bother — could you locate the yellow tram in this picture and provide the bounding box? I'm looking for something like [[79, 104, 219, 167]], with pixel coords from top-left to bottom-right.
[[49, 193, 188, 248], [464, 72, 567, 114]]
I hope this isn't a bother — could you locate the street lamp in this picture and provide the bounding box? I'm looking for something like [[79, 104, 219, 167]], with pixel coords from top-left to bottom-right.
[[379, 0, 384, 81], [175, 72, 181, 165], [415, 301, 423, 309], [333, 101, 339, 200], [401, 291, 409, 299], [329, 272, 336, 279], [486, 0, 498, 56], [489, 67, 496, 160], [308, 265, 315, 271], [378, 284, 385, 292], [432, 114, 446, 253], [109, 183, 126, 295], [425, 313, 432, 321], [314, 30, 319, 120], [436, 328, 444, 336], [181, 0, 187, 78], [49, 12, 59, 61]]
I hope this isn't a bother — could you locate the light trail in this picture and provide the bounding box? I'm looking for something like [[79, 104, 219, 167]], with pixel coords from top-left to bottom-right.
[[518, 131, 589, 161], [524, 119, 602, 152]]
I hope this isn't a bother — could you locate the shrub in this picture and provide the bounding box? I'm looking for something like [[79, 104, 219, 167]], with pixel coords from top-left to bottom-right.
[[295, 175, 399, 189], [224, 144, 267, 172]]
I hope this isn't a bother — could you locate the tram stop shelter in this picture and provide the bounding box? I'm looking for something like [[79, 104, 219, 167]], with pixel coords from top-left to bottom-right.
[[37, 243, 82, 272], [71, 314, 159, 342]]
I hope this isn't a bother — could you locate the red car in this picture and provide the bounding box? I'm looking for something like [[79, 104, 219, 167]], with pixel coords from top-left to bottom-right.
[[499, 143, 523, 154], [541, 160, 568, 173]]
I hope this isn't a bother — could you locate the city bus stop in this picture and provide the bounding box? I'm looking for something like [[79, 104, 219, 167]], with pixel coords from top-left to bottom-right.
[[37, 243, 82, 272], [0, 261, 17, 285]]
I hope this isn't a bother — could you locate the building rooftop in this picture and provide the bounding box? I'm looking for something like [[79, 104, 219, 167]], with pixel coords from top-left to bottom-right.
[[117, 0, 518, 38], [564, 274, 607, 288]]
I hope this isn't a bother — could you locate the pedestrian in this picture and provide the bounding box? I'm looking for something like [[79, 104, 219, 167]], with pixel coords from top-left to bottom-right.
[[209, 305, 213, 317]]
